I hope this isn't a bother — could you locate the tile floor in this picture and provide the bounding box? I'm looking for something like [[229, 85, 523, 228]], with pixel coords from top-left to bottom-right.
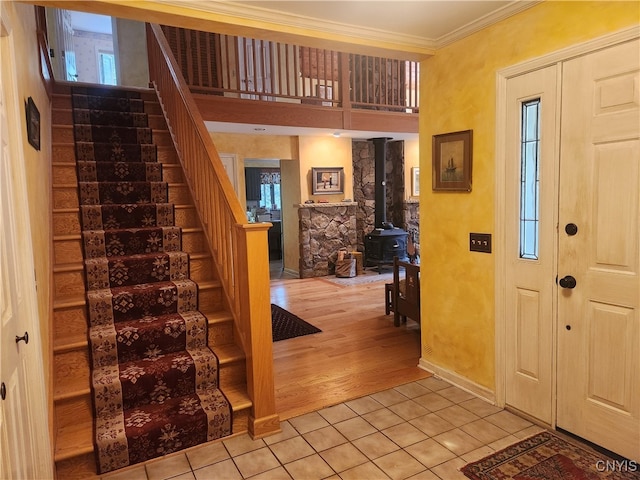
[[102, 377, 546, 480]]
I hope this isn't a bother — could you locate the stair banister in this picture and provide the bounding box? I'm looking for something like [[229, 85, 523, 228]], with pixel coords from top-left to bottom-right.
[[146, 22, 280, 438]]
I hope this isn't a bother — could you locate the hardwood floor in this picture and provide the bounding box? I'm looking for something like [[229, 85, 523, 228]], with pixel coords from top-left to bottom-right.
[[269, 263, 430, 420]]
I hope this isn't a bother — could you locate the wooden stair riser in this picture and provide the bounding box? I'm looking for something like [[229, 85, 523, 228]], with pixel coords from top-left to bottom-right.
[[54, 303, 88, 347], [219, 359, 247, 386], [52, 125, 172, 146], [53, 143, 77, 163], [189, 254, 214, 282], [174, 205, 200, 229], [53, 210, 81, 236], [160, 164, 184, 183], [53, 108, 168, 130], [53, 163, 77, 185], [53, 269, 85, 298], [53, 236, 83, 267], [53, 229, 206, 266], [197, 283, 224, 312], [157, 146, 178, 164], [208, 320, 234, 347], [181, 229, 206, 253], [53, 186, 79, 209], [55, 395, 93, 432], [54, 349, 90, 398], [168, 183, 192, 204]]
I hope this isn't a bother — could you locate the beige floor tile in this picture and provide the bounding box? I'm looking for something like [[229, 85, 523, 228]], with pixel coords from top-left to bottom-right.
[[345, 396, 384, 415], [460, 419, 510, 445], [394, 382, 431, 399], [433, 405, 480, 427], [233, 447, 280, 478], [146, 454, 191, 480], [288, 411, 330, 434], [389, 400, 431, 421], [429, 457, 468, 480], [319, 443, 369, 472], [436, 386, 475, 404], [193, 459, 242, 480], [101, 465, 148, 480], [487, 434, 520, 451], [303, 425, 348, 452], [317, 403, 358, 424], [432, 428, 483, 456], [340, 461, 390, 480], [409, 412, 456, 437], [417, 377, 451, 392], [363, 408, 405, 430], [513, 424, 546, 439], [458, 398, 502, 417], [460, 445, 494, 463], [333, 416, 377, 441], [406, 469, 441, 479], [374, 450, 427, 480], [248, 466, 293, 480], [284, 454, 335, 480], [484, 410, 533, 433], [169, 473, 196, 480], [223, 433, 266, 457], [186, 441, 229, 470], [263, 421, 299, 445], [405, 439, 457, 468], [371, 388, 411, 407], [269, 435, 315, 464], [382, 422, 429, 448], [352, 432, 400, 460], [412, 393, 454, 412]]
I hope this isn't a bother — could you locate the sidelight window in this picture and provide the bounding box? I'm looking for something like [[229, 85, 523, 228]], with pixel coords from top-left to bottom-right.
[[519, 99, 540, 260]]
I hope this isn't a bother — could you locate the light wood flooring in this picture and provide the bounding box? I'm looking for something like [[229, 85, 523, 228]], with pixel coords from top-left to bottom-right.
[[269, 262, 430, 420]]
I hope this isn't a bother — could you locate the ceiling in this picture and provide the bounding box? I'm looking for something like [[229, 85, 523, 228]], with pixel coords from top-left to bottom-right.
[[67, 0, 538, 140]]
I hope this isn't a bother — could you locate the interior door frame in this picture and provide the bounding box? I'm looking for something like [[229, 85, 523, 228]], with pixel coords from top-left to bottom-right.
[[494, 26, 640, 416]]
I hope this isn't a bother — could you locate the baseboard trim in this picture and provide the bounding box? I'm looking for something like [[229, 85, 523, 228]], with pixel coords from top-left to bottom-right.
[[418, 358, 497, 405]]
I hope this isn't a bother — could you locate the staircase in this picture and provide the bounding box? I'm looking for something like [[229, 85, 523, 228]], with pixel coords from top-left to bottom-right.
[[51, 83, 251, 479]]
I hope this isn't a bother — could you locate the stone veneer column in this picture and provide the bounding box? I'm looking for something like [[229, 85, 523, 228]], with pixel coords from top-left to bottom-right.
[[297, 202, 358, 278]]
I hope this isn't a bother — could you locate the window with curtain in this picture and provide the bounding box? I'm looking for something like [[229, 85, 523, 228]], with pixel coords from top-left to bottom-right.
[[259, 169, 281, 210]]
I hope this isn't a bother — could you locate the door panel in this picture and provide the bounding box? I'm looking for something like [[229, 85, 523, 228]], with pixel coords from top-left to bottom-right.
[[504, 65, 558, 424], [557, 39, 640, 461]]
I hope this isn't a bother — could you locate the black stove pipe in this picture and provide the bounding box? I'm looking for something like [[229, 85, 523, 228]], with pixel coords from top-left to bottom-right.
[[370, 137, 392, 229]]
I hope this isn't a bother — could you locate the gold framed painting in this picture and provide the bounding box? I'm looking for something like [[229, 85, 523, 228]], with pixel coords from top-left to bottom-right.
[[432, 129, 472, 191]]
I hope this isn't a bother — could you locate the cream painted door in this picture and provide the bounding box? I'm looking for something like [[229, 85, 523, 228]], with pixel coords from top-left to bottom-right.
[[557, 39, 640, 461], [0, 13, 52, 479], [504, 65, 558, 424]]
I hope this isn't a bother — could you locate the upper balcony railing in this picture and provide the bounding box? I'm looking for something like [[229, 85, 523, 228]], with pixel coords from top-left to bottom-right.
[[160, 25, 419, 114]]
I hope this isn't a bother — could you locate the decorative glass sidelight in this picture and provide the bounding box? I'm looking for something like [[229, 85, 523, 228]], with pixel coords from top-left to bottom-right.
[[519, 99, 541, 260]]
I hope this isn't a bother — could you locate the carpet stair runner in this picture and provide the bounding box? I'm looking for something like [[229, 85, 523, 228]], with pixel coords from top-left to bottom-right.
[[71, 86, 232, 474]]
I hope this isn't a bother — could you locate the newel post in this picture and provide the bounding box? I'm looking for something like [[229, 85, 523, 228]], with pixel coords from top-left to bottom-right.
[[234, 222, 281, 438]]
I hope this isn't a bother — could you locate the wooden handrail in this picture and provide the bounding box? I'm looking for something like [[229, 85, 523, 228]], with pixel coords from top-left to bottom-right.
[[146, 22, 280, 438]]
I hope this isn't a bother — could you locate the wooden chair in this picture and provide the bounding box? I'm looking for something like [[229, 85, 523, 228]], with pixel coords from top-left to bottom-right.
[[386, 256, 420, 327]]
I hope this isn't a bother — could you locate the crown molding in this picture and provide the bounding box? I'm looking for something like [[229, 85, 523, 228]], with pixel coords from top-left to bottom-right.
[[156, 0, 437, 55], [435, 1, 540, 49]]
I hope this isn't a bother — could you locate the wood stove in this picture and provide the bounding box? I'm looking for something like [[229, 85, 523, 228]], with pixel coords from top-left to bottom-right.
[[364, 137, 409, 271]]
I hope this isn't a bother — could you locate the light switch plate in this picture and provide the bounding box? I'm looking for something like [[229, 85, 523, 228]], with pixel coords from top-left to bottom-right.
[[470, 233, 491, 253]]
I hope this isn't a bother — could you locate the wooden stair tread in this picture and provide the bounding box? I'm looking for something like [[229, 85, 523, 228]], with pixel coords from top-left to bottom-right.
[[223, 384, 252, 411], [203, 309, 233, 324]]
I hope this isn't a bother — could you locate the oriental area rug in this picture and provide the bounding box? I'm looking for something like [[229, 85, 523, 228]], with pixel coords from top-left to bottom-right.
[[71, 86, 231, 474], [271, 304, 321, 341], [461, 431, 640, 480]]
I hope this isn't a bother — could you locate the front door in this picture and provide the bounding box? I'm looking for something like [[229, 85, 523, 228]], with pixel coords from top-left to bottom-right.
[[504, 37, 640, 461], [556, 39, 640, 461]]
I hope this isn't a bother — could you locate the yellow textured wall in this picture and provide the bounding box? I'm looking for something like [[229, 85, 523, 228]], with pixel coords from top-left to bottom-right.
[[420, 1, 639, 389], [298, 135, 353, 203]]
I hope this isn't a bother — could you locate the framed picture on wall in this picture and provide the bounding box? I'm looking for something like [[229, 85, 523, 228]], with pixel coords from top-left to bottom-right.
[[26, 97, 40, 151], [432, 129, 472, 191], [312, 167, 343, 194], [411, 167, 420, 196]]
